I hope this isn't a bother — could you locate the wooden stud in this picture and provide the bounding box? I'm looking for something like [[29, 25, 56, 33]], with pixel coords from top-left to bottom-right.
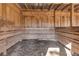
[[2, 4, 6, 19], [70, 3, 74, 27], [54, 10, 56, 28]]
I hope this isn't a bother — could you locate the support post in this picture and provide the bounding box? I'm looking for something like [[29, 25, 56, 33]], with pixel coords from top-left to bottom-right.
[[70, 3, 74, 27], [54, 10, 56, 28]]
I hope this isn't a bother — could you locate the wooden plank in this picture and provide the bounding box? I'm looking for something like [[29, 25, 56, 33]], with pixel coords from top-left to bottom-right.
[[0, 4, 2, 17], [70, 4, 74, 27]]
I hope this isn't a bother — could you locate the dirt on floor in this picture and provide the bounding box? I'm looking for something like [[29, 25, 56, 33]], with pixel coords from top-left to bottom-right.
[[7, 39, 67, 56]]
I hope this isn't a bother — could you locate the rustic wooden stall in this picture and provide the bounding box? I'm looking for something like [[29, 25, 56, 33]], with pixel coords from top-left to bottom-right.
[[0, 3, 79, 56]]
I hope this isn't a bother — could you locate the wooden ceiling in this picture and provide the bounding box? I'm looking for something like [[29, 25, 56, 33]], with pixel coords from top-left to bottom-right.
[[17, 3, 79, 12]]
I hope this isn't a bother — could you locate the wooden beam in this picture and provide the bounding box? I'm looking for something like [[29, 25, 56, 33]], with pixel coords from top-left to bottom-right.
[[54, 10, 56, 28], [57, 4, 68, 11], [29, 3, 33, 9], [53, 4, 62, 28], [54, 4, 62, 10], [74, 4, 79, 9], [30, 3, 33, 9], [70, 3, 74, 27], [74, 4, 79, 12], [37, 3, 39, 9], [42, 3, 45, 10], [60, 11, 62, 27], [48, 3, 54, 10], [33, 3, 36, 9], [38, 3, 42, 9], [25, 4, 29, 9], [55, 3, 63, 10], [32, 3, 35, 9], [15, 4, 22, 10], [40, 3, 43, 10], [33, 3, 39, 9], [2, 4, 6, 19], [61, 4, 71, 11]]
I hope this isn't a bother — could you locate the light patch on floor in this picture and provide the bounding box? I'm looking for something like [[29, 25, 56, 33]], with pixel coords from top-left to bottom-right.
[[65, 43, 72, 56], [46, 47, 60, 56]]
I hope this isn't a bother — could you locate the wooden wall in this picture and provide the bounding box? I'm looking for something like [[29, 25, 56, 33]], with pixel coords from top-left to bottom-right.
[[23, 10, 79, 28], [0, 3, 25, 31], [55, 11, 79, 27], [55, 11, 70, 27], [23, 11, 54, 28]]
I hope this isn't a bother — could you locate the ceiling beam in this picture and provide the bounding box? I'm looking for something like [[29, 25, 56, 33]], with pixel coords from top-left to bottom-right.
[[34, 3, 38, 9], [42, 3, 45, 10], [40, 3, 43, 10], [56, 4, 66, 10], [25, 4, 29, 9], [61, 4, 71, 11], [16, 4, 22, 9], [74, 4, 79, 11], [30, 4, 33, 9], [34, 3, 37, 9], [37, 3, 40, 9], [70, 3, 74, 27], [48, 3, 54, 10], [75, 8, 79, 12], [29, 4, 33, 9], [32, 3, 35, 9], [54, 4, 62, 10]]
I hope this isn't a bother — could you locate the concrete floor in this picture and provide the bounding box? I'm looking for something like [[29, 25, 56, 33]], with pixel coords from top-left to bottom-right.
[[7, 39, 67, 56]]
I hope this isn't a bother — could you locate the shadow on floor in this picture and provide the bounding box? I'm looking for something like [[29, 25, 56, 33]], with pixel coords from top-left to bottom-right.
[[57, 42, 67, 56]]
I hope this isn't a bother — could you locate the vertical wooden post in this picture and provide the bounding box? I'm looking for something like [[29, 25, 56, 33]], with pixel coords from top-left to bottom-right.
[[37, 17, 39, 28], [70, 3, 74, 27], [2, 4, 6, 20], [20, 15, 25, 28], [46, 16, 49, 28], [31, 16, 32, 28], [40, 17, 42, 28], [23, 16, 25, 28], [60, 11, 62, 27], [20, 12, 23, 28], [54, 10, 56, 28], [70, 3, 74, 55], [60, 12, 62, 27]]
